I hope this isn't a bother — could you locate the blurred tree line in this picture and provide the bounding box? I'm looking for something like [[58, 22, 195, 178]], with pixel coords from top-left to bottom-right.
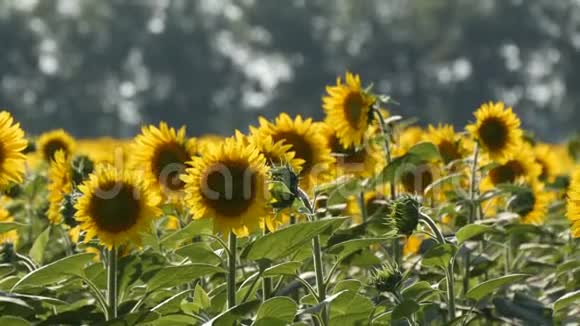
[[1, 0, 579, 141]]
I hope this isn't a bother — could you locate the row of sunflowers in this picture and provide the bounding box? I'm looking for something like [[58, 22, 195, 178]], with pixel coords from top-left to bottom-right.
[[0, 72, 579, 325]]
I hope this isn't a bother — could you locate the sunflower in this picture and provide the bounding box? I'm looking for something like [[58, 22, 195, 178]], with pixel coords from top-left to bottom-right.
[[0, 111, 28, 187], [508, 182, 549, 225], [47, 150, 73, 225], [131, 122, 197, 201], [392, 126, 425, 157], [76, 137, 130, 164], [566, 168, 580, 237], [424, 124, 469, 164], [181, 137, 270, 237], [480, 144, 541, 190], [256, 114, 334, 190], [37, 129, 76, 162], [466, 102, 523, 161], [322, 72, 375, 148], [0, 200, 18, 245], [75, 165, 162, 249], [399, 162, 437, 195], [533, 143, 560, 182], [403, 234, 423, 257], [346, 191, 389, 224], [247, 130, 304, 172]]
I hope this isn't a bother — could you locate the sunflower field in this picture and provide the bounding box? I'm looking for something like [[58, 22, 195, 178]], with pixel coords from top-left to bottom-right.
[[1, 72, 579, 325]]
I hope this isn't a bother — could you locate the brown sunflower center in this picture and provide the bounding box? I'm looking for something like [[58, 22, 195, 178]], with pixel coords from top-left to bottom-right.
[[43, 140, 69, 161], [202, 162, 257, 217], [478, 117, 508, 151], [152, 142, 190, 191], [343, 91, 365, 128], [401, 165, 433, 194], [508, 190, 535, 217], [90, 182, 141, 233], [489, 160, 523, 185], [438, 140, 461, 163], [536, 159, 548, 180], [272, 131, 314, 175]]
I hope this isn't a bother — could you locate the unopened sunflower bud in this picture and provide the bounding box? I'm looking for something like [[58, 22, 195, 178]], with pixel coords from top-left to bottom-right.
[[269, 164, 299, 210], [71, 155, 95, 186], [61, 192, 81, 228], [389, 195, 420, 236], [372, 263, 403, 293]]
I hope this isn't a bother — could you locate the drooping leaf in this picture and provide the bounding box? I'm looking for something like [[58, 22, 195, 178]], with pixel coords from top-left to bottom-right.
[[401, 281, 437, 303], [553, 290, 580, 313], [29, 226, 51, 265], [421, 243, 457, 269], [456, 224, 497, 244], [160, 219, 213, 248], [175, 243, 222, 265], [203, 300, 261, 326], [263, 261, 302, 277], [254, 297, 298, 326], [466, 274, 529, 301]]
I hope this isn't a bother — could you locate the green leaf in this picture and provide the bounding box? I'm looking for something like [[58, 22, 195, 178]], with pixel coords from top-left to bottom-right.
[[392, 299, 420, 321], [151, 289, 193, 314], [11, 253, 95, 290], [243, 218, 346, 262], [204, 300, 261, 326], [263, 261, 302, 277], [326, 237, 393, 261], [160, 218, 213, 248], [333, 279, 362, 294], [466, 274, 529, 301], [254, 297, 298, 326], [28, 226, 51, 264], [456, 224, 496, 244], [193, 284, 211, 311], [327, 178, 362, 206], [553, 290, 580, 312], [0, 222, 24, 233], [402, 281, 437, 303], [0, 316, 30, 326], [147, 264, 224, 292], [329, 291, 374, 325], [407, 142, 441, 161], [421, 243, 457, 269], [175, 243, 222, 265], [372, 142, 439, 186]]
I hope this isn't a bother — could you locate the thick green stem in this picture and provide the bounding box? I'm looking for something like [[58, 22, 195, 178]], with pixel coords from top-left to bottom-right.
[[227, 232, 237, 309], [261, 228, 272, 300], [107, 247, 118, 320], [464, 143, 480, 295], [312, 235, 327, 325], [358, 191, 368, 222]]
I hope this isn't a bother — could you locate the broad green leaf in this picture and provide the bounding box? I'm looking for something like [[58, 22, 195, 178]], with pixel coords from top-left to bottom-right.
[[0, 316, 30, 326], [151, 314, 201, 326], [423, 173, 464, 196], [392, 299, 420, 321], [553, 290, 580, 312], [175, 243, 222, 265], [407, 142, 441, 161], [372, 142, 439, 186], [456, 224, 496, 244], [160, 218, 213, 248], [326, 237, 393, 261], [151, 289, 193, 314], [421, 243, 457, 269], [327, 178, 362, 206], [11, 253, 95, 290], [402, 281, 437, 302], [193, 284, 211, 311], [244, 218, 346, 262], [329, 291, 374, 325], [103, 311, 160, 325], [333, 279, 362, 294], [466, 274, 528, 301], [263, 261, 302, 277], [204, 300, 261, 326], [147, 264, 224, 292], [29, 226, 51, 264], [0, 222, 24, 233], [254, 297, 298, 326]]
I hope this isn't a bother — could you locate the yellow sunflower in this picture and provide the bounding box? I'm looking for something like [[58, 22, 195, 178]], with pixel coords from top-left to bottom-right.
[[392, 126, 425, 157], [76, 137, 130, 164], [566, 168, 580, 237], [322, 72, 375, 148], [47, 150, 72, 225], [533, 143, 560, 182], [0, 200, 18, 245], [403, 234, 423, 257], [247, 129, 304, 172], [75, 165, 162, 249], [480, 144, 541, 190], [466, 102, 523, 161], [346, 191, 389, 225], [256, 114, 334, 190], [424, 124, 469, 164], [131, 122, 197, 201], [181, 137, 270, 237], [509, 182, 549, 225], [0, 111, 28, 187], [37, 129, 76, 162]]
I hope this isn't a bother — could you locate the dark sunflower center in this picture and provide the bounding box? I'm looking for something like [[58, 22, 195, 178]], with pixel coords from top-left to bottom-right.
[[90, 183, 141, 233], [202, 162, 257, 217], [401, 165, 433, 194], [489, 160, 523, 185], [272, 132, 314, 176], [479, 117, 508, 151], [536, 159, 548, 180], [343, 91, 365, 128], [0, 142, 5, 165], [152, 143, 190, 191], [43, 140, 68, 161], [438, 140, 460, 164], [508, 190, 535, 217]]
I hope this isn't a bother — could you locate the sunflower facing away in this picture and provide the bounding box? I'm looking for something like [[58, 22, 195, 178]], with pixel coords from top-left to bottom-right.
[[131, 122, 197, 201], [37, 129, 76, 162], [424, 124, 468, 165], [508, 182, 549, 225], [47, 150, 72, 225], [256, 114, 334, 190], [323, 72, 375, 148], [0, 111, 28, 187], [466, 102, 523, 160], [181, 136, 270, 237], [566, 167, 580, 237], [75, 165, 162, 249]]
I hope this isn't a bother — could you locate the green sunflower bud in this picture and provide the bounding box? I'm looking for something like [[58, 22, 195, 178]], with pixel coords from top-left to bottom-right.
[[61, 192, 81, 228], [388, 195, 420, 236], [71, 155, 95, 186], [269, 164, 299, 210], [371, 263, 403, 293]]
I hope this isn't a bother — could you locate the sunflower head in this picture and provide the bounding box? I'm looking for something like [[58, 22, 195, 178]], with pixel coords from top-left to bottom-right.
[[388, 195, 420, 236], [371, 262, 403, 293], [507, 182, 549, 225], [37, 129, 76, 162], [47, 150, 73, 225], [181, 136, 270, 237], [255, 114, 334, 191], [74, 165, 162, 249], [0, 111, 28, 187], [566, 168, 580, 237], [323, 72, 375, 148], [131, 122, 197, 201], [399, 163, 436, 195], [466, 102, 523, 160], [534, 143, 560, 182], [425, 124, 468, 164], [482, 145, 541, 190], [0, 203, 18, 246], [247, 130, 304, 173]]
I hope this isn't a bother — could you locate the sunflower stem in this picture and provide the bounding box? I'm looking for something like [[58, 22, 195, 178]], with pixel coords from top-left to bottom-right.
[[227, 232, 237, 309], [261, 228, 273, 301], [106, 246, 118, 320], [464, 142, 480, 296], [358, 191, 368, 222]]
